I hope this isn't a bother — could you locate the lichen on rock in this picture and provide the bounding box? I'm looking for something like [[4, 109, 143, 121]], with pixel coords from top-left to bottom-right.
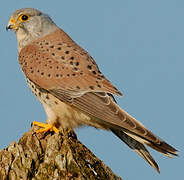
[[0, 127, 122, 180]]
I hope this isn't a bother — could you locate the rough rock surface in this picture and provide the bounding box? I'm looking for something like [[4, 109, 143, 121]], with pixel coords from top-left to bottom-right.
[[0, 127, 122, 180]]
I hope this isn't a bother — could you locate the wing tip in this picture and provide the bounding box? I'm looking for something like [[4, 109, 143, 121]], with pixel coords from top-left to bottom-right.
[[155, 166, 160, 174], [160, 141, 178, 156]]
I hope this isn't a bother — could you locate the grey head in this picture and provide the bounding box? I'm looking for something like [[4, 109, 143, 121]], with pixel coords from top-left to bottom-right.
[[7, 8, 59, 51]]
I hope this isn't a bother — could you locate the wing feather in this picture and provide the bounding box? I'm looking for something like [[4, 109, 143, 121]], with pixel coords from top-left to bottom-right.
[[19, 29, 122, 96]]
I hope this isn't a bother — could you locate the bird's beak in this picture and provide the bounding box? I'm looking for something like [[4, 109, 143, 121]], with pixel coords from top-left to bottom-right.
[[6, 18, 20, 31]]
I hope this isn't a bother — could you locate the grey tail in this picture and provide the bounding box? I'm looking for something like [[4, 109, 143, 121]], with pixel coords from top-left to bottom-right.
[[111, 128, 178, 173]]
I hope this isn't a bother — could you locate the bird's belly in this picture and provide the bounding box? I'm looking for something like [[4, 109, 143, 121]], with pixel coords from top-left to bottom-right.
[[43, 97, 92, 129], [26, 78, 103, 129]]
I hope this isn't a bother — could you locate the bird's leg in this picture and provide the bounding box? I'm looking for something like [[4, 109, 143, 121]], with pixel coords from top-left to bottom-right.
[[32, 120, 59, 133]]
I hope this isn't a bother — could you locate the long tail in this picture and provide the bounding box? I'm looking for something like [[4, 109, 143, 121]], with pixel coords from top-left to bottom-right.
[[111, 126, 178, 173]]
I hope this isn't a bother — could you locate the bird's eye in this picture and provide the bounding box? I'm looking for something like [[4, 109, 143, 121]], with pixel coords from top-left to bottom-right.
[[19, 14, 30, 22]]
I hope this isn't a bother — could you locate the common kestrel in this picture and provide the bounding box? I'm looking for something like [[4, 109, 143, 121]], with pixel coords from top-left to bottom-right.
[[6, 8, 177, 173]]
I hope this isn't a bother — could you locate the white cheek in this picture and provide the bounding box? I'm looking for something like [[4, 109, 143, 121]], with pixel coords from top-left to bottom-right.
[[25, 18, 41, 32]]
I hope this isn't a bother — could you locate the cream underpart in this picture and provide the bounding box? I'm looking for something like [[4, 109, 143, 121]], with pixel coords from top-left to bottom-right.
[[26, 78, 106, 129]]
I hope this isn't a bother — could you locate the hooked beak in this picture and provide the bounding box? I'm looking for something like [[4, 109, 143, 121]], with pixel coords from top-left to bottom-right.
[[6, 24, 13, 31], [6, 18, 20, 31]]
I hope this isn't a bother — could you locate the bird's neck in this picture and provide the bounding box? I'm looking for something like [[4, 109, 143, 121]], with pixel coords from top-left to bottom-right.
[[16, 25, 59, 52]]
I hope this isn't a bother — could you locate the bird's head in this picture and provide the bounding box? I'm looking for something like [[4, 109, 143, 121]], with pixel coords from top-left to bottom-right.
[[6, 8, 58, 50]]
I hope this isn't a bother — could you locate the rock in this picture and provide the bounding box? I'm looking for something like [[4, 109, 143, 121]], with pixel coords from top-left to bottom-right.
[[0, 127, 122, 180]]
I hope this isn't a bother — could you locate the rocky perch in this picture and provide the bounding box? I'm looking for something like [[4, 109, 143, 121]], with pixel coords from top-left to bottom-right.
[[0, 127, 122, 180]]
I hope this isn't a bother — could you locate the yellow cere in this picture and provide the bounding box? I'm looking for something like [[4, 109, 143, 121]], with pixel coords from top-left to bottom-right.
[[10, 18, 15, 23]]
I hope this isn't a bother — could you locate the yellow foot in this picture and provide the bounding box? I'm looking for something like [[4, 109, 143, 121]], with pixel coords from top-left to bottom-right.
[[32, 120, 59, 134]]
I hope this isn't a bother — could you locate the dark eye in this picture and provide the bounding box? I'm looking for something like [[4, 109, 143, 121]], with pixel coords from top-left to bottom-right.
[[19, 14, 30, 22], [21, 15, 29, 21]]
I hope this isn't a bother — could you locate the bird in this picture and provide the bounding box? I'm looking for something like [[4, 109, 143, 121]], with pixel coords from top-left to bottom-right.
[[6, 8, 177, 173]]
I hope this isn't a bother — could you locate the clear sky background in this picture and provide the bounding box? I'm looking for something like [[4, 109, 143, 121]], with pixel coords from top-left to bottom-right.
[[0, 0, 183, 179]]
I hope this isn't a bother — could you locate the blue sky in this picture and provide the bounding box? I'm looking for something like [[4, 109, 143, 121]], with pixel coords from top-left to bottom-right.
[[0, 0, 183, 179]]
